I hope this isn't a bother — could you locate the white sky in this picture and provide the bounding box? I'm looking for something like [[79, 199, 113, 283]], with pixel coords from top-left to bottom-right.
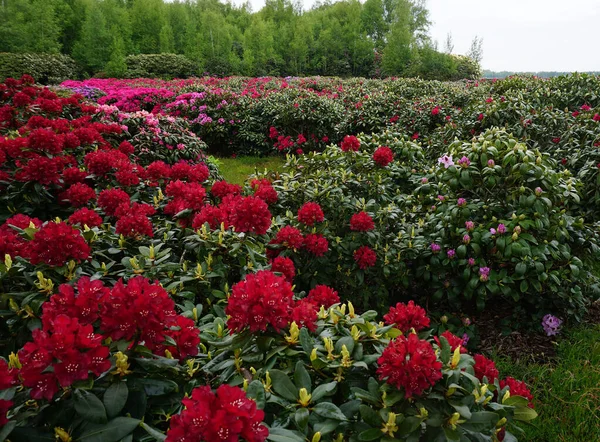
[[230, 0, 600, 72]]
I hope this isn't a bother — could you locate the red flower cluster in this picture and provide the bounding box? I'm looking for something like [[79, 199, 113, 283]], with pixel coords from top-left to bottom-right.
[[383, 301, 430, 333], [164, 180, 207, 214], [297, 202, 324, 226], [291, 300, 318, 331], [229, 196, 272, 235], [473, 354, 499, 383], [59, 182, 96, 207], [211, 180, 242, 199], [377, 333, 443, 398], [434, 330, 468, 354], [0, 214, 41, 259], [226, 270, 294, 333], [0, 399, 11, 427], [500, 377, 534, 408], [273, 225, 304, 249], [305, 285, 340, 308], [251, 178, 278, 204], [192, 205, 227, 229], [373, 146, 394, 167], [166, 385, 268, 442], [341, 135, 360, 152], [353, 245, 376, 269], [18, 314, 110, 401], [42, 276, 200, 360], [28, 221, 91, 266], [350, 211, 375, 231], [303, 233, 329, 256], [270, 256, 295, 282], [68, 207, 103, 228], [97, 188, 131, 216]]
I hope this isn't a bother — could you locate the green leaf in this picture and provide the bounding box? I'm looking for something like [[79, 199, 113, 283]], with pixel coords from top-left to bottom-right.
[[294, 361, 312, 392], [79, 417, 141, 442], [269, 369, 299, 401], [103, 382, 129, 419], [299, 327, 313, 355], [295, 407, 309, 430], [267, 428, 306, 442], [514, 406, 538, 422], [398, 416, 422, 435], [312, 402, 348, 421], [0, 421, 16, 441], [74, 390, 108, 424], [136, 378, 178, 396], [503, 395, 529, 407], [359, 428, 383, 441], [246, 380, 266, 409], [360, 404, 383, 427], [311, 381, 337, 402], [140, 422, 167, 441]]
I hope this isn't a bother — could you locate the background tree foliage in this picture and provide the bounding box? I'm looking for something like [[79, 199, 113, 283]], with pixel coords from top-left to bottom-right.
[[0, 0, 480, 79]]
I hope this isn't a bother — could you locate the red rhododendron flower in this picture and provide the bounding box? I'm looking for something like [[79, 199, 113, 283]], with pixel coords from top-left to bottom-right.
[[253, 181, 278, 204], [228, 196, 272, 235], [383, 301, 430, 333], [473, 354, 499, 383], [84, 149, 124, 176], [15, 155, 64, 185], [354, 245, 376, 269], [115, 213, 154, 238], [297, 202, 324, 226], [434, 330, 468, 353], [62, 167, 88, 185], [226, 270, 294, 333], [68, 208, 103, 228], [59, 182, 96, 207], [306, 285, 340, 308], [165, 385, 268, 442], [0, 399, 12, 426], [377, 333, 442, 398], [270, 256, 295, 282], [145, 161, 171, 181], [27, 128, 64, 154], [350, 211, 375, 231], [0, 359, 18, 391], [500, 377, 534, 408], [303, 233, 328, 256], [273, 226, 304, 249], [341, 135, 360, 152], [291, 300, 318, 331], [211, 180, 242, 199], [118, 141, 135, 155], [28, 222, 91, 266], [373, 146, 394, 167], [97, 188, 131, 216], [192, 205, 227, 230]]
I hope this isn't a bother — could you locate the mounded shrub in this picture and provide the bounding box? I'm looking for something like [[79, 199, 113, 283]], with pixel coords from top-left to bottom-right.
[[0, 53, 80, 84], [124, 53, 199, 79]]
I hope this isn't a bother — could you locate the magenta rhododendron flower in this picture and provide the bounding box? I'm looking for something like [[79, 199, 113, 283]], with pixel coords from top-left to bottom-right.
[[479, 267, 490, 282], [542, 314, 562, 336], [457, 198, 467, 207]]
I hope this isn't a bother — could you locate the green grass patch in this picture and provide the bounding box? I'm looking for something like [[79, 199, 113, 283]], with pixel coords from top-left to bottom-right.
[[216, 156, 286, 185], [494, 324, 600, 442]]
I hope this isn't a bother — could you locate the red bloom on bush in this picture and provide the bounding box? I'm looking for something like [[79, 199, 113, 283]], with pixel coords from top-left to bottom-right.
[[0, 399, 12, 426], [211, 180, 242, 199], [15, 155, 64, 185], [192, 205, 227, 230], [118, 141, 135, 155], [252, 179, 278, 204], [383, 301, 430, 333], [226, 270, 294, 333], [306, 285, 340, 308], [341, 135, 360, 152], [62, 167, 88, 185], [273, 225, 304, 249], [27, 128, 64, 154], [353, 245, 376, 269], [68, 208, 103, 228], [434, 330, 468, 353], [270, 256, 295, 282], [84, 149, 123, 176], [291, 300, 318, 331], [115, 213, 154, 238], [350, 211, 375, 232], [473, 354, 499, 383], [303, 233, 328, 256], [297, 202, 324, 226], [377, 333, 443, 398], [165, 385, 268, 442], [97, 188, 131, 216], [228, 196, 272, 235], [145, 161, 171, 181], [59, 182, 96, 207], [500, 377, 534, 408], [28, 222, 91, 266], [373, 146, 394, 167], [269, 126, 279, 139]]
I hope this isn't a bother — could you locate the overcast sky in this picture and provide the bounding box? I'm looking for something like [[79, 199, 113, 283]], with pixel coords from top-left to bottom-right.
[[231, 0, 600, 72]]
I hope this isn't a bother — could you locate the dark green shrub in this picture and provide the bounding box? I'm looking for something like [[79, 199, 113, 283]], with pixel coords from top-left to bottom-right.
[[0, 53, 80, 84], [124, 53, 199, 79]]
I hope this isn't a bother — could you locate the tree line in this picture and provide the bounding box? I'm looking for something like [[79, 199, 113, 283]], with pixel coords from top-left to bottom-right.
[[0, 0, 480, 79]]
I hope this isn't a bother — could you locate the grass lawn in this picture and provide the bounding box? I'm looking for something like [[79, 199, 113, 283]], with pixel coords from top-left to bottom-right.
[[216, 156, 286, 184], [495, 324, 600, 442]]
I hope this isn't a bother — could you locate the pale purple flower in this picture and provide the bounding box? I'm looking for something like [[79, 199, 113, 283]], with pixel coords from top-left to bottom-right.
[[497, 224, 506, 234], [421, 177, 429, 184], [447, 249, 456, 259], [542, 314, 562, 336], [438, 154, 454, 168], [468, 258, 476, 267], [490, 228, 497, 235], [535, 187, 543, 196], [457, 198, 467, 207], [479, 267, 490, 282], [487, 159, 495, 167], [462, 317, 471, 326], [461, 333, 470, 345], [430, 243, 441, 254], [465, 221, 474, 231], [438, 195, 446, 202], [457, 156, 471, 168], [463, 234, 471, 244]]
